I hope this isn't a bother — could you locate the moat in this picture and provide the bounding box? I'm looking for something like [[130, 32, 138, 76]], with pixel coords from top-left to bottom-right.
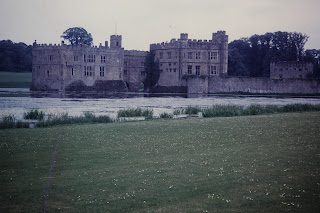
[[1, 88, 320, 120]]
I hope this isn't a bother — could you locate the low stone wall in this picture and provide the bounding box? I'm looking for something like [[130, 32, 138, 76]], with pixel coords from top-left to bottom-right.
[[187, 76, 320, 94]]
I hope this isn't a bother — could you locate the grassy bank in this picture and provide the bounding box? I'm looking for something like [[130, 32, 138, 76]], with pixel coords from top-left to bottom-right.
[[0, 71, 32, 88], [1, 112, 320, 212]]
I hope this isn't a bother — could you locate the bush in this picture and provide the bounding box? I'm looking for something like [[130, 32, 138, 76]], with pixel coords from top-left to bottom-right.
[[37, 112, 114, 128], [245, 104, 264, 115], [0, 115, 16, 129], [23, 109, 45, 120], [117, 108, 153, 119], [173, 109, 185, 115], [202, 105, 244, 117], [185, 106, 201, 115], [159, 112, 173, 119]]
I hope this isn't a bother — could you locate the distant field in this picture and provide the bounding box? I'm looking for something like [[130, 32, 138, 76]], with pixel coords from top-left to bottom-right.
[[1, 112, 320, 212], [0, 71, 32, 88]]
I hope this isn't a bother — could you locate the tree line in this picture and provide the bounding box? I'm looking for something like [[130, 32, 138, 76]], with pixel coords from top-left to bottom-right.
[[228, 31, 320, 78], [0, 40, 32, 72]]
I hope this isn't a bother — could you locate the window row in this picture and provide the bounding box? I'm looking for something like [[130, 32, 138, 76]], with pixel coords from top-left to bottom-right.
[[187, 65, 218, 75], [83, 55, 107, 63], [158, 51, 219, 60]]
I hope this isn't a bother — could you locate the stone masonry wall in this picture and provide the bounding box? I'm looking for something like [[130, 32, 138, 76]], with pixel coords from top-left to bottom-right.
[[187, 76, 320, 94]]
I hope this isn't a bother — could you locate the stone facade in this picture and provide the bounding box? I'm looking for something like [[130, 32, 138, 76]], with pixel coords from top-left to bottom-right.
[[187, 76, 320, 94], [123, 50, 148, 91], [270, 61, 313, 79], [150, 31, 228, 87], [31, 35, 146, 92]]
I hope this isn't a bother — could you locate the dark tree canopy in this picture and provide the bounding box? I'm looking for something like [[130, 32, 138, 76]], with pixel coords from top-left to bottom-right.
[[0, 40, 32, 72], [61, 27, 93, 46], [228, 31, 310, 77], [143, 51, 160, 88]]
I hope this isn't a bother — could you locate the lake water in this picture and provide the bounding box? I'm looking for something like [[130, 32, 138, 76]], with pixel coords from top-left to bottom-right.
[[1, 88, 320, 120]]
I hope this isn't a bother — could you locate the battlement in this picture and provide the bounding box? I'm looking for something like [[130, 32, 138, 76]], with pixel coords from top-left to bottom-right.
[[124, 50, 148, 56], [271, 61, 313, 68], [150, 31, 228, 50], [32, 40, 112, 51]]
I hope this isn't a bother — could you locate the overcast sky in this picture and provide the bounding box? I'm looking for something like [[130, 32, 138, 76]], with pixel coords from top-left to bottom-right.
[[0, 0, 319, 50]]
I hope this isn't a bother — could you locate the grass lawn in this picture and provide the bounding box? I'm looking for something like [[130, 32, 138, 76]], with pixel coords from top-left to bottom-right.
[[0, 71, 32, 88], [1, 112, 320, 212]]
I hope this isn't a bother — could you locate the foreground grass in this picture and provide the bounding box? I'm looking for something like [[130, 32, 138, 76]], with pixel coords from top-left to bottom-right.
[[0, 71, 32, 88], [1, 112, 320, 212]]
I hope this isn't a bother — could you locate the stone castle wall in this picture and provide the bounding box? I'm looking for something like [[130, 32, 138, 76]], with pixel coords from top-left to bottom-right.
[[150, 31, 228, 87], [123, 50, 148, 91], [187, 76, 320, 94], [31, 35, 146, 91], [270, 61, 313, 79]]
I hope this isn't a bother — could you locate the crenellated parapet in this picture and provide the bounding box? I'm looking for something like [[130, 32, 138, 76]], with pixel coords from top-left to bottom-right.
[[124, 50, 148, 56], [150, 31, 228, 50]]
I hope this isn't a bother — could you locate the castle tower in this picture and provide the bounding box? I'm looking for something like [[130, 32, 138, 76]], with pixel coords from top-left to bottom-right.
[[213, 31, 228, 76], [110, 35, 122, 49]]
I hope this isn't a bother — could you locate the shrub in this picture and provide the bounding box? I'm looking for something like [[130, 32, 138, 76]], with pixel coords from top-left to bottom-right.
[[185, 106, 201, 115], [23, 109, 45, 120], [159, 112, 173, 119], [0, 115, 16, 129], [202, 105, 244, 117], [245, 104, 264, 115], [117, 108, 153, 119], [173, 109, 185, 115], [37, 112, 114, 128]]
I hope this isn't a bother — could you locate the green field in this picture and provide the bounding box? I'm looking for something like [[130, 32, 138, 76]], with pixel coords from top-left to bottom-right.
[[0, 71, 32, 88], [1, 112, 320, 212]]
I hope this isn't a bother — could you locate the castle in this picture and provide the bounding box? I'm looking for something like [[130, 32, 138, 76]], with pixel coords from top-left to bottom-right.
[[31, 31, 228, 92], [31, 31, 319, 94]]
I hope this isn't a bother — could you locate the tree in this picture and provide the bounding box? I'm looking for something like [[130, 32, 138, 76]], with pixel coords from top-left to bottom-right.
[[61, 27, 93, 46], [228, 31, 309, 77], [143, 51, 160, 88]]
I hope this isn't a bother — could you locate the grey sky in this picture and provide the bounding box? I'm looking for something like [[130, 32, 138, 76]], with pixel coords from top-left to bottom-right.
[[0, 0, 319, 50]]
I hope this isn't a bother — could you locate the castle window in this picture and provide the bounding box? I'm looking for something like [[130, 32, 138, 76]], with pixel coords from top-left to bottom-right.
[[100, 66, 105, 77], [71, 68, 74, 76], [188, 52, 193, 59], [196, 66, 200, 75], [196, 52, 200, 59], [74, 56, 79, 61], [116, 41, 119, 47], [299, 68, 302, 72], [169, 69, 172, 72], [188, 65, 192, 74], [124, 61, 128, 66], [46, 70, 50, 78], [88, 55, 94, 63], [38, 66, 41, 69], [169, 63, 172, 66], [175, 52, 178, 59], [160, 52, 163, 59], [167, 52, 171, 59], [173, 68, 176, 72], [279, 74, 283, 78], [84, 55, 86, 62], [101, 55, 106, 63], [124, 70, 128, 75], [48, 55, 53, 61], [210, 66, 217, 75], [209, 52, 217, 60], [160, 63, 162, 67]]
